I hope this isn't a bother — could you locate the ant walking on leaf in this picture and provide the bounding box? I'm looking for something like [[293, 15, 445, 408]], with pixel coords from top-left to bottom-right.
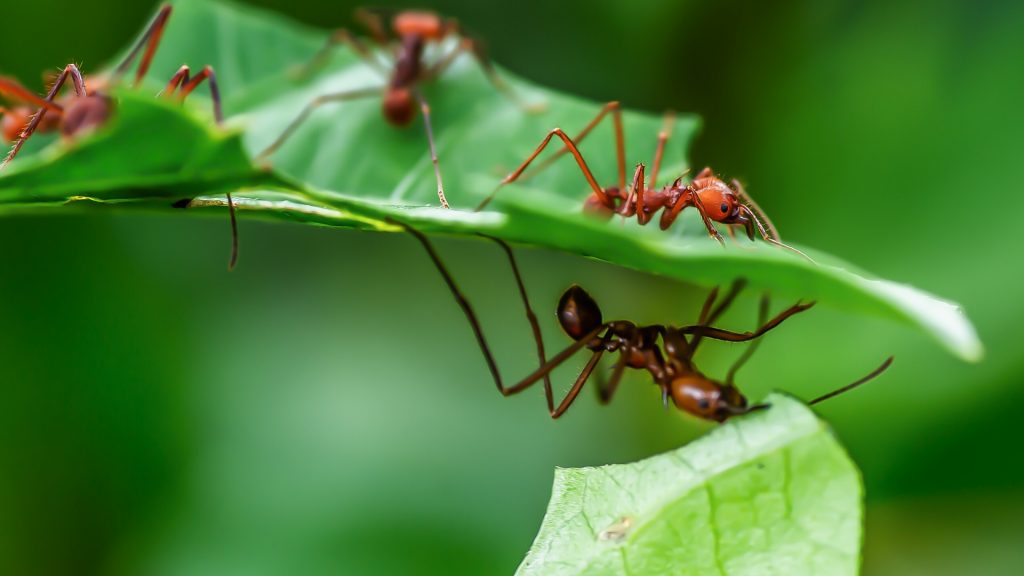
[[476, 101, 812, 261], [0, 4, 239, 269], [398, 222, 891, 421], [257, 8, 540, 208]]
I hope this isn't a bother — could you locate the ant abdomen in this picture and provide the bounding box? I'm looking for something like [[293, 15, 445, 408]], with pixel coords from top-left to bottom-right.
[[557, 285, 603, 340], [382, 88, 416, 127]]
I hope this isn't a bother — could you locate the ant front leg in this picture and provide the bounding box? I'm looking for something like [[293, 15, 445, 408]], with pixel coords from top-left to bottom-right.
[[2, 64, 86, 169], [476, 128, 608, 211], [679, 189, 726, 245]]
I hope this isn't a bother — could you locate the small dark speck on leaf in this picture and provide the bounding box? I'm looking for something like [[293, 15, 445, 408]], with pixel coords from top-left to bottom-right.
[[171, 198, 192, 209]]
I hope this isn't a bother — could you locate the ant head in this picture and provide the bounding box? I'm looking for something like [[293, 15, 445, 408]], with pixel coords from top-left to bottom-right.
[[1, 107, 32, 143], [383, 88, 416, 127], [393, 11, 448, 40], [669, 374, 749, 422], [558, 285, 603, 341], [61, 94, 113, 139], [700, 181, 742, 224]]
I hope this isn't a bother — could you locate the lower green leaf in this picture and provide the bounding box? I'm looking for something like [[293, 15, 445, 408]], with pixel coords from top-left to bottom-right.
[[518, 395, 861, 576]]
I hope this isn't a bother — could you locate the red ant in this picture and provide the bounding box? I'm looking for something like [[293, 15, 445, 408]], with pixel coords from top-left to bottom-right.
[[256, 8, 537, 208], [0, 5, 238, 268], [399, 222, 892, 421], [475, 102, 811, 261]]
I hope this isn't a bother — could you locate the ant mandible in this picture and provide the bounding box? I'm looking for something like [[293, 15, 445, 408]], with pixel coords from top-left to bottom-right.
[[475, 102, 811, 261], [257, 8, 537, 208], [0, 5, 238, 269], [398, 222, 893, 421]]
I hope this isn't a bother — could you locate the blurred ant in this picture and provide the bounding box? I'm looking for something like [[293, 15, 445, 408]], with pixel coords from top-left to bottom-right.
[[399, 222, 892, 421], [257, 8, 537, 208], [0, 5, 238, 269], [476, 102, 811, 261]]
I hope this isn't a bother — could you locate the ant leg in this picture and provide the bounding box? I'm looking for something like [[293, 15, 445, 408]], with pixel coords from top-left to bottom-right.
[[596, 353, 628, 404], [690, 280, 745, 352], [521, 101, 625, 190], [411, 89, 448, 208], [354, 8, 392, 46], [476, 128, 607, 211], [423, 38, 542, 113], [163, 65, 224, 123], [400, 221, 607, 414], [550, 348, 606, 418], [648, 111, 676, 190], [112, 4, 173, 86], [659, 187, 725, 245], [684, 190, 727, 245], [255, 86, 381, 161], [3, 65, 85, 169], [292, 28, 388, 81], [0, 77, 64, 112], [480, 234, 553, 411], [697, 286, 721, 325], [725, 294, 769, 385], [680, 300, 815, 343], [165, 65, 236, 269], [621, 163, 648, 223]]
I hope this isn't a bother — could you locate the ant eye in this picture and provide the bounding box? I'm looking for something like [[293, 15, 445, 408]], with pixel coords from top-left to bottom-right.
[[720, 203, 729, 214]]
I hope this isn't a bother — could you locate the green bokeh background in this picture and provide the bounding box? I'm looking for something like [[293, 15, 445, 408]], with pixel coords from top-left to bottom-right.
[[1, 0, 1021, 574]]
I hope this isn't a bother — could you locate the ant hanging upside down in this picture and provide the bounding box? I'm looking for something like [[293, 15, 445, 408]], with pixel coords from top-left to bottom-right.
[[0, 4, 238, 269], [476, 101, 812, 262], [399, 223, 892, 421], [257, 8, 539, 208]]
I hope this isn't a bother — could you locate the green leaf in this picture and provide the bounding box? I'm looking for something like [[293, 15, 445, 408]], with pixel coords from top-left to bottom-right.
[[518, 395, 861, 576], [0, 0, 981, 362]]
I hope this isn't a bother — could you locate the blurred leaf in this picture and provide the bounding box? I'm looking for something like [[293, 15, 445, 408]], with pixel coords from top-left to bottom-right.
[[518, 395, 861, 576], [0, 0, 981, 362]]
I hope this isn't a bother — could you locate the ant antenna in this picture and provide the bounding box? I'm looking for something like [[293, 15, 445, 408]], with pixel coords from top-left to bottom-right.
[[729, 356, 894, 417], [808, 356, 894, 406]]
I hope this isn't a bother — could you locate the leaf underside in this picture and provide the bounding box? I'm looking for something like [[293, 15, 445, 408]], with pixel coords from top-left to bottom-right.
[[0, 0, 981, 362], [517, 395, 861, 576]]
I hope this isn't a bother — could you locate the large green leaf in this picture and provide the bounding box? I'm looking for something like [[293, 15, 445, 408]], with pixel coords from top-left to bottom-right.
[[0, 0, 981, 362], [518, 395, 861, 576]]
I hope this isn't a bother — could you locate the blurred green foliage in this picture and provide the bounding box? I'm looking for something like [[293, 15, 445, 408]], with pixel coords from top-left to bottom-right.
[[1, 0, 1022, 575]]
